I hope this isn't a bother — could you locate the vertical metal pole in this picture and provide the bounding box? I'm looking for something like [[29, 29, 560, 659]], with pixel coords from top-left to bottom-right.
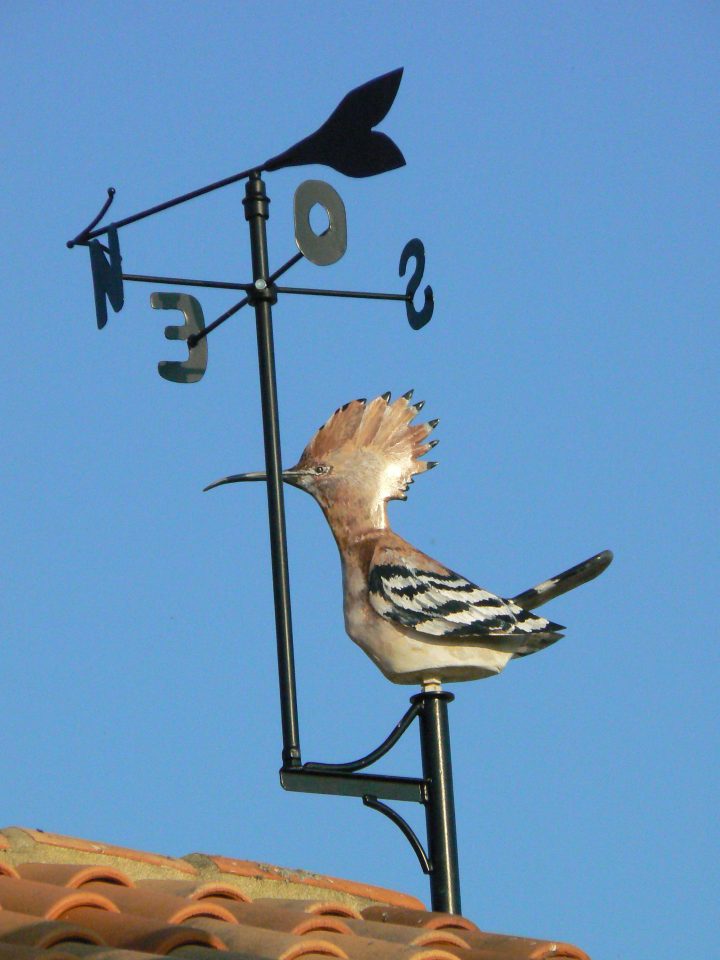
[[414, 691, 461, 913], [243, 171, 301, 767]]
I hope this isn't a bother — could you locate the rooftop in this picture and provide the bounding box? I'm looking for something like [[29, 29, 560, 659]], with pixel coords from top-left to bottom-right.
[[0, 827, 589, 960]]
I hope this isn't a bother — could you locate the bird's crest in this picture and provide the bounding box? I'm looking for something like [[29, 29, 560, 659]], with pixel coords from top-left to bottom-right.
[[299, 391, 438, 499]]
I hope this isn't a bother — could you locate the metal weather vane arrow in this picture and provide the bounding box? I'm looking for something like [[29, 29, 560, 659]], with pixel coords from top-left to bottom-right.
[[66, 68, 406, 250], [264, 67, 405, 177]]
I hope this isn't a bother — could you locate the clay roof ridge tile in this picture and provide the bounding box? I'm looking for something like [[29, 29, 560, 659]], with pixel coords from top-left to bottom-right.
[[361, 906, 479, 934], [200, 899, 357, 937], [2, 828, 197, 876], [251, 898, 363, 920], [15, 862, 134, 889], [134, 877, 252, 902], [191, 856, 426, 911], [339, 919, 471, 950]]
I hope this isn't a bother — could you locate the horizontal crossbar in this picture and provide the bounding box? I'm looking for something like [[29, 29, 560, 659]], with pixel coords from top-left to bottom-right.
[[280, 767, 427, 803]]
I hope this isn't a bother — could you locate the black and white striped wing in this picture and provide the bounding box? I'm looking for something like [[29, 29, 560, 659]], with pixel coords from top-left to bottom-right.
[[368, 555, 564, 645]]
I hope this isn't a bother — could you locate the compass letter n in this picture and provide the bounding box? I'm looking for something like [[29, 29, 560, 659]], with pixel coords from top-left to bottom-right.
[[88, 225, 124, 330]]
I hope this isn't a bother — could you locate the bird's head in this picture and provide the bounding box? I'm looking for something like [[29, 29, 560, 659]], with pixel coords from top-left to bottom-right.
[[286, 391, 438, 510], [204, 391, 438, 522]]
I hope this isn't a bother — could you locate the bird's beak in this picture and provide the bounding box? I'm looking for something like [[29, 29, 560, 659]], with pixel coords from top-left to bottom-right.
[[203, 468, 307, 492]]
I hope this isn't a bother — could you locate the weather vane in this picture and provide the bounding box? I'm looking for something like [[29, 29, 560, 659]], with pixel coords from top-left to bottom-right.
[[68, 68, 612, 915]]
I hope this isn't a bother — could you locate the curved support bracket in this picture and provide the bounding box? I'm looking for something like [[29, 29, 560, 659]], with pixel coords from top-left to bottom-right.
[[303, 700, 422, 773], [363, 795, 431, 874]]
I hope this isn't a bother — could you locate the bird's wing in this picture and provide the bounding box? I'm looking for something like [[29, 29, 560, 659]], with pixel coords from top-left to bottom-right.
[[368, 544, 564, 645]]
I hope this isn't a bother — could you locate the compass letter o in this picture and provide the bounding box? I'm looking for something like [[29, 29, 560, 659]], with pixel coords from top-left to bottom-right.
[[151, 292, 208, 384], [293, 180, 347, 266]]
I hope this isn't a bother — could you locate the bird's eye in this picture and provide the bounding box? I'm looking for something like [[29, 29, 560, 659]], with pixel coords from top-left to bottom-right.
[[314, 464, 330, 475]]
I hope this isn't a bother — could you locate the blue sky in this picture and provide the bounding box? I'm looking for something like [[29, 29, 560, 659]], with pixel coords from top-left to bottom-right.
[[2, 3, 718, 957]]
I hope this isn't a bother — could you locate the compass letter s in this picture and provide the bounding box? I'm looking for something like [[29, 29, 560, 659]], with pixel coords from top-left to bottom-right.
[[150, 292, 208, 383], [399, 238, 433, 330]]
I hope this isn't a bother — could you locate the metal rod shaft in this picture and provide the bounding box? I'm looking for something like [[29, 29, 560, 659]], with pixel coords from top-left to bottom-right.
[[68, 165, 260, 246], [187, 253, 305, 349], [199, 294, 251, 343], [414, 691, 461, 913], [122, 274, 253, 291], [123, 251, 305, 296], [244, 172, 301, 767], [275, 286, 409, 301]]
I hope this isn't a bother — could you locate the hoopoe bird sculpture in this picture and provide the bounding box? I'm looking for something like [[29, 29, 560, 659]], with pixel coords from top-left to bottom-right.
[[206, 391, 612, 686]]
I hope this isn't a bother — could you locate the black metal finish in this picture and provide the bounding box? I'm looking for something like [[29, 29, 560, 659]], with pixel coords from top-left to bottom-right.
[[68, 167, 258, 247], [414, 691, 461, 914], [123, 274, 253, 292], [275, 286, 409, 302], [281, 767, 426, 804], [123, 251, 306, 299], [265, 68, 405, 178], [399, 238, 434, 330], [67, 69, 405, 248], [363, 796, 431, 874], [67, 187, 116, 247], [279, 689, 461, 912], [244, 173, 301, 768], [304, 700, 422, 773], [89, 226, 123, 329], [188, 253, 305, 349]]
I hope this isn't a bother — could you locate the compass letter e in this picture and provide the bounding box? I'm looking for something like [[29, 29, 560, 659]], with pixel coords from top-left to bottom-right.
[[150, 292, 208, 383]]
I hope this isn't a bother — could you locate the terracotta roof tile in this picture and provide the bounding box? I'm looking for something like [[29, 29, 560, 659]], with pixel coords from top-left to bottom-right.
[[134, 879, 250, 902], [361, 907, 479, 933], [13, 865, 133, 889], [0, 828, 591, 960], [188, 917, 354, 959], [0, 877, 120, 921], [0, 946, 80, 960], [0, 909, 103, 949], [252, 898, 363, 919], [200, 899, 358, 935], [337, 919, 472, 950], [62, 906, 226, 953]]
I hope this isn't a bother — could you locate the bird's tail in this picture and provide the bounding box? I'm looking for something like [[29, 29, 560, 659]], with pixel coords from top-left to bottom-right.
[[508, 550, 612, 660], [511, 550, 613, 611]]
